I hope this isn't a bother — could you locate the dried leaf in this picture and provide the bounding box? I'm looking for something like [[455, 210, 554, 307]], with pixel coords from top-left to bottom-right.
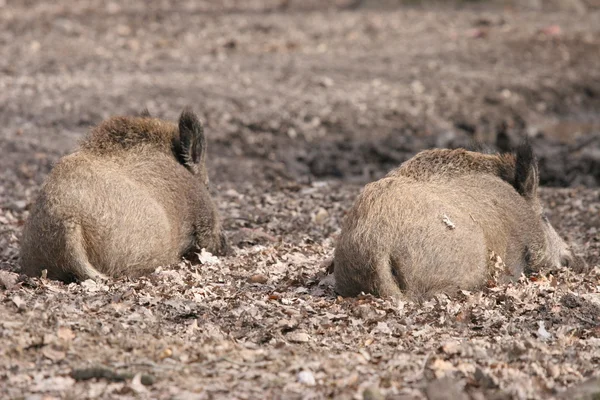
[[31, 377, 75, 392], [197, 249, 220, 265], [248, 274, 268, 284], [441, 341, 461, 355], [12, 295, 26, 310], [537, 321, 552, 341], [0, 271, 19, 290], [430, 358, 455, 378], [57, 327, 75, 343], [42, 347, 66, 362]]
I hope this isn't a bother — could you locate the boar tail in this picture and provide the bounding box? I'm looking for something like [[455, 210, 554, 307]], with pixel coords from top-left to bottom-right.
[[374, 256, 406, 298], [63, 222, 108, 282]]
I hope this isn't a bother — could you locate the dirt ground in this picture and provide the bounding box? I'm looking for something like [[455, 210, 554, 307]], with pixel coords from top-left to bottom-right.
[[1, 1, 600, 399]]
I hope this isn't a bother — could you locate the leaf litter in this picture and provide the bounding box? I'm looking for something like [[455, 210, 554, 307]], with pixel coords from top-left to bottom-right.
[[0, 180, 599, 399], [0, 1, 600, 398]]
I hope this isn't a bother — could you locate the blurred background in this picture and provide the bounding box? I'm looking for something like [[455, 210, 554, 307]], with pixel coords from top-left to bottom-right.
[[1, 0, 599, 200]]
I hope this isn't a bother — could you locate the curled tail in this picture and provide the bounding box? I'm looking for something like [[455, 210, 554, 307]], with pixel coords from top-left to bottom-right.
[[63, 222, 108, 282]]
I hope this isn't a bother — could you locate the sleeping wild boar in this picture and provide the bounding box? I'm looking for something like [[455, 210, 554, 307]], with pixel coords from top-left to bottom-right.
[[333, 143, 585, 299], [20, 108, 228, 282]]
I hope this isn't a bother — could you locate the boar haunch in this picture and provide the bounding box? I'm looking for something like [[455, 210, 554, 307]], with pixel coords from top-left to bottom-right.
[[20, 108, 227, 282], [334, 143, 585, 299]]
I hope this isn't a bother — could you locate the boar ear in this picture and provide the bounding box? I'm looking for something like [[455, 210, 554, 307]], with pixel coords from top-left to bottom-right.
[[178, 108, 206, 173], [140, 108, 151, 118], [514, 140, 539, 199]]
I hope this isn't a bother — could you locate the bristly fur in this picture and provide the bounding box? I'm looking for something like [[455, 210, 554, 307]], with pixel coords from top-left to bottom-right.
[[80, 116, 178, 156], [464, 139, 495, 154], [20, 108, 228, 282], [388, 147, 517, 186], [334, 145, 585, 300]]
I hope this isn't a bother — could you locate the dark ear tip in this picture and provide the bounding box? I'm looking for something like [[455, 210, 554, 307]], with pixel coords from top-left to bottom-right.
[[515, 137, 535, 162], [179, 107, 202, 127], [514, 137, 538, 197]]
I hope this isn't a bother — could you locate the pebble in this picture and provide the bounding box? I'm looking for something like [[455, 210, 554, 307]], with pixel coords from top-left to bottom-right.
[[313, 207, 329, 225], [287, 332, 310, 343], [297, 370, 316, 386]]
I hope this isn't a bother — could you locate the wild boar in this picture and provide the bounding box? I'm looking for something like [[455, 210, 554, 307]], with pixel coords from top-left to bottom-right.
[[333, 143, 585, 299], [20, 108, 228, 282]]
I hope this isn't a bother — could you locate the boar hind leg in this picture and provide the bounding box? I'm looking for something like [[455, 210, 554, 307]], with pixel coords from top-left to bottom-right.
[[61, 222, 108, 282], [376, 257, 406, 298], [335, 254, 404, 299]]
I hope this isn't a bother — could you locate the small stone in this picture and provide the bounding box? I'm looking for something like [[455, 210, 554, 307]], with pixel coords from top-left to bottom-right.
[[140, 374, 155, 386], [313, 208, 329, 225], [158, 348, 172, 360], [297, 370, 316, 386], [287, 332, 310, 343]]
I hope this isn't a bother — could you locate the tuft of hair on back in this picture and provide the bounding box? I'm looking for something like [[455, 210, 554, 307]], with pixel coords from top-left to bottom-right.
[[140, 108, 152, 118], [464, 139, 495, 154], [513, 138, 539, 199]]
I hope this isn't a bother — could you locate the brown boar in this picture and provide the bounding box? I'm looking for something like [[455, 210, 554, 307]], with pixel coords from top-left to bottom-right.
[[20, 108, 228, 282], [333, 143, 585, 299]]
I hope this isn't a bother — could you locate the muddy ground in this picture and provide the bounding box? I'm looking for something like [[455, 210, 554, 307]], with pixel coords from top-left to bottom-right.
[[1, 1, 600, 399]]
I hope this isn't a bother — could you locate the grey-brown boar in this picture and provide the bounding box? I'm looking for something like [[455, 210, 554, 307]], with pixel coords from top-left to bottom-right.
[[20, 108, 228, 282], [334, 144, 585, 299]]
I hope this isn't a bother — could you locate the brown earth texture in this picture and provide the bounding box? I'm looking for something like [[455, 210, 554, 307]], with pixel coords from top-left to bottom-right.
[[1, 0, 600, 399]]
